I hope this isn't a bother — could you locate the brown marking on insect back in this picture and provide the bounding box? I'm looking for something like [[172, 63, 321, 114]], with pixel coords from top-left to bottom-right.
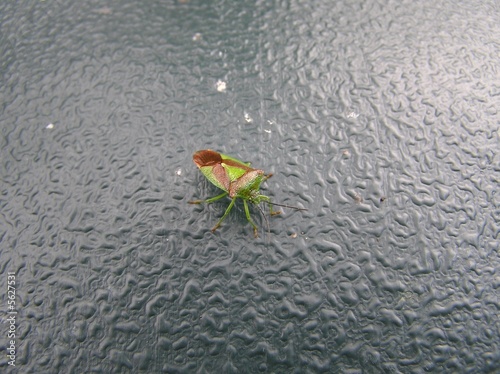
[[193, 150, 223, 168], [213, 163, 231, 191]]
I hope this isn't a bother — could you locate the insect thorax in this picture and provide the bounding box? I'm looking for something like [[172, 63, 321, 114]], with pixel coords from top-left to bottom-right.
[[229, 170, 265, 198]]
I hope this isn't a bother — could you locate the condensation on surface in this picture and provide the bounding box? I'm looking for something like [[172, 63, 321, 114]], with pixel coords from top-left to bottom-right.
[[1, 0, 499, 373]]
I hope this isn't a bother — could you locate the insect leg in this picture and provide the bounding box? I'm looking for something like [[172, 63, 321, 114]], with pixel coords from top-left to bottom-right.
[[211, 196, 236, 232], [243, 199, 259, 238], [268, 201, 282, 216], [189, 192, 228, 205], [258, 195, 281, 216]]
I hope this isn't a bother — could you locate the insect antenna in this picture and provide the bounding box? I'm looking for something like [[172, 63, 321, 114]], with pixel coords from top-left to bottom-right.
[[256, 203, 270, 237], [268, 202, 307, 211]]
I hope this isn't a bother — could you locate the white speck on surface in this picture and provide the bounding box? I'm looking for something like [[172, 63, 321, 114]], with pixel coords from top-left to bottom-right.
[[264, 129, 271, 133], [244, 112, 253, 123], [175, 168, 182, 176], [192, 33, 202, 41], [346, 111, 359, 119], [216, 80, 227, 92], [46, 123, 54, 129]]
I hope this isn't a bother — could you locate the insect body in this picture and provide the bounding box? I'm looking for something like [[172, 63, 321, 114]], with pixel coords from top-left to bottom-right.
[[189, 149, 305, 237]]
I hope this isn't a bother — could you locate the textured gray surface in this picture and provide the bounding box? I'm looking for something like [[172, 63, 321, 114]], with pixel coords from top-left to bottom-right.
[[1, 0, 499, 373]]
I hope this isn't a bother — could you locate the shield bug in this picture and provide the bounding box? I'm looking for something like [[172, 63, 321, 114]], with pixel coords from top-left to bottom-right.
[[189, 149, 306, 237]]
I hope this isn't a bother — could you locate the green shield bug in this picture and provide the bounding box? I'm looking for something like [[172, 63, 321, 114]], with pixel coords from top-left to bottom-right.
[[189, 149, 306, 237]]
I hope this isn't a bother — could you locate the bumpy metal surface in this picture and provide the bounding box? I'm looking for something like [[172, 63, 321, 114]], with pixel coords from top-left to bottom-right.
[[1, 0, 499, 372]]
